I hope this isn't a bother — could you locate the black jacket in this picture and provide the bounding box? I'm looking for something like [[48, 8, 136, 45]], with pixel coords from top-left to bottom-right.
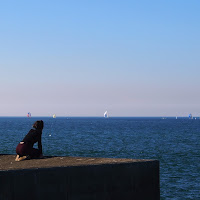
[[22, 129, 42, 154]]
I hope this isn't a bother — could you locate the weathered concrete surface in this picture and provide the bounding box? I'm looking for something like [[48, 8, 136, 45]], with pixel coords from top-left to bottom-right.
[[0, 155, 160, 200], [0, 155, 150, 171]]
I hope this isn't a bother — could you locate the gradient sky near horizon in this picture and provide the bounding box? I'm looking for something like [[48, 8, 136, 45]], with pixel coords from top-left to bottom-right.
[[0, 0, 200, 117]]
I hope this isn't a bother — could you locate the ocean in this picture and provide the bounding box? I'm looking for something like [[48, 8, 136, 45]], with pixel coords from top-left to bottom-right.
[[0, 117, 199, 199]]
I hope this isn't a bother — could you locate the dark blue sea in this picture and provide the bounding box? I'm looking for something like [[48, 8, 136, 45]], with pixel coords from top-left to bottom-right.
[[0, 117, 199, 199]]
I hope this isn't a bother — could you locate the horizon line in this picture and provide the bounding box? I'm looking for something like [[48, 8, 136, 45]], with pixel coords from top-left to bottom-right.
[[0, 116, 196, 118]]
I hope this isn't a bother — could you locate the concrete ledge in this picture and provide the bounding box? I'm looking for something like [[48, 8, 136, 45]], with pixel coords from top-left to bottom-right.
[[0, 155, 160, 200]]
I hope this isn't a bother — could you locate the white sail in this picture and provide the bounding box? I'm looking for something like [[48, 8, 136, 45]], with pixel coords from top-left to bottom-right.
[[53, 114, 56, 118], [104, 111, 108, 118]]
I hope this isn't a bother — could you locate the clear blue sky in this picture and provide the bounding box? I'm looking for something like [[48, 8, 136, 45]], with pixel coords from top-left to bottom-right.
[[0, 0, 200, 116]]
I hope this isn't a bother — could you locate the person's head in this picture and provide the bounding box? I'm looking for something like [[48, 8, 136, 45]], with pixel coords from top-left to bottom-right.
[[33, 120, 44, 130]]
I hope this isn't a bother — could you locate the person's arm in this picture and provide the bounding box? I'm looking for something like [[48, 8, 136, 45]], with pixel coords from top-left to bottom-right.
[[38, 133, 43, 157]]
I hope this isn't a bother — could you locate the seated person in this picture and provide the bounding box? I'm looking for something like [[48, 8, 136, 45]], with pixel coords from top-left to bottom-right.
[[15, 120, 44, 161]]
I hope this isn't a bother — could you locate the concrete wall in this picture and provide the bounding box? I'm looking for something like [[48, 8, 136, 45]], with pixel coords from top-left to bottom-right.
[[0, 160, 159, 200]]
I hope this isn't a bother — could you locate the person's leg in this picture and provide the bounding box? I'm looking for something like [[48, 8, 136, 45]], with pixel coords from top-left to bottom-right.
[[29, 148, 40, 159], [15, 155, 27, 161], [15, 143, 30, 161], [15, 154, 20, 161], [16, 143, 23, 156], [15, 143, 41, 160]]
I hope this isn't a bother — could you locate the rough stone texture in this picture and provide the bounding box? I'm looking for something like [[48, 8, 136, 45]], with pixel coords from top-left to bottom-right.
[[0, 155, 160, 200], [0, 154, 149, 171]]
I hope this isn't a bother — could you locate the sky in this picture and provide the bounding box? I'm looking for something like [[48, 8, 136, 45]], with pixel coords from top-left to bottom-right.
[[0, 0, 200, 117]]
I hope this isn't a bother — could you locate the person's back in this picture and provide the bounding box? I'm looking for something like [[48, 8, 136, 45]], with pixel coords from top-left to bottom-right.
[[22, 129, 42, 146]]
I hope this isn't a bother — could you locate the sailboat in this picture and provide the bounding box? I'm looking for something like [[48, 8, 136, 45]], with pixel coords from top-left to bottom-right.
[[53, 114, 56, 118], [104, 111, 108, 118], [188, 113, 193, 119]]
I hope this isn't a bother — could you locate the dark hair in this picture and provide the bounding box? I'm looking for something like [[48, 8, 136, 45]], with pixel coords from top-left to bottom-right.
[[33, 120, 44, 130]]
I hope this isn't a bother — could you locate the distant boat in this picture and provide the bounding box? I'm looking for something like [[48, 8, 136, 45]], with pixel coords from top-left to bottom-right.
[[27, 112, 31, 118], [188, 114, 193, 119], [176, 116, 178, 119], [104, 111, 108, 118], [53, 114, 56, 118]]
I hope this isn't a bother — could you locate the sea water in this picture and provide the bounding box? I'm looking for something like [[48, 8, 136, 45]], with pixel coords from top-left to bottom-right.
[[0, 117, 199, 199]]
